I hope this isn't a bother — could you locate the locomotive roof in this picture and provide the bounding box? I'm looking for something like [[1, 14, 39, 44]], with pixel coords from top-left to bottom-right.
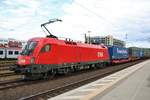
[[29, 37, 107, 49]]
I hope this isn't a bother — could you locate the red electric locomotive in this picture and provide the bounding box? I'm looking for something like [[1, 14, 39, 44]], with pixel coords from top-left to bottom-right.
[[13, 19, 110, 79]]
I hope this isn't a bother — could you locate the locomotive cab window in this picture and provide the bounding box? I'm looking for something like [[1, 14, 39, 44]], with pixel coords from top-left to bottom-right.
[[20, 41, 38, 55], [41, 44, 51, 53]]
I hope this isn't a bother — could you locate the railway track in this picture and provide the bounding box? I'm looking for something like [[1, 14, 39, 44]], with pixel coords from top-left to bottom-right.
[[0, 60, 17, 77], [0, 67, 10, 71], [0, 76, 50, 91], [0, 63, 16, 67], [0, 60, 16, 63], [0, 72, 16, 77], [20, 60, 145, 100], [0, 60, 16, 67], [0, 79, 26, 90]]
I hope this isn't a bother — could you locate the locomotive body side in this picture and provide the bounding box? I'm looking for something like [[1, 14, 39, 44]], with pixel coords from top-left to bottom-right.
[[79, 44, 109, 63]]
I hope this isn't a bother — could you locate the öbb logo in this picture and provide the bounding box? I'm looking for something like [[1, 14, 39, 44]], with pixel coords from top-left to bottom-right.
[[97, 52, 103, 57]]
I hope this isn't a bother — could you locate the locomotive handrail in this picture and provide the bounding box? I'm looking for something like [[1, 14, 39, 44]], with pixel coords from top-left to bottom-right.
[[41, 19, 62, 38]]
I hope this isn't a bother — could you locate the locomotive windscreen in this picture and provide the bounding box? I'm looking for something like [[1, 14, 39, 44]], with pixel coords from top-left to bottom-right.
[[20, 41, 37, 55]]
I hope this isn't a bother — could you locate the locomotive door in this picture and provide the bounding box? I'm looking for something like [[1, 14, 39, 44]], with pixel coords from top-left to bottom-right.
[[37, 44, 51, 64]]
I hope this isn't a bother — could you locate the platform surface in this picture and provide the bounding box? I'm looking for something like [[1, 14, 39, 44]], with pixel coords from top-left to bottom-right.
[[49, 60, 150, 100], [93, 60, 150, 100]]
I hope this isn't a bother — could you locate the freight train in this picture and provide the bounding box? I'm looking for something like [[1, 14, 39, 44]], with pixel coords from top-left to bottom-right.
[[11, 19, 150, 79], [12, 37, 150, 79]]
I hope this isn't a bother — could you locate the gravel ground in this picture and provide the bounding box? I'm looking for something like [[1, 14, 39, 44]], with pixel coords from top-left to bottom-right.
[[0, 70, 14, 74], [0, 67, 9, 70], [0, 75, 23, 82]]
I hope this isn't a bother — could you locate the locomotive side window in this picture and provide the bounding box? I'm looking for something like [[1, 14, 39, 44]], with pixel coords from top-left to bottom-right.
[[9, 51, 13, 55], [41, 44, 51, 52], [0, 51, 3, 55]]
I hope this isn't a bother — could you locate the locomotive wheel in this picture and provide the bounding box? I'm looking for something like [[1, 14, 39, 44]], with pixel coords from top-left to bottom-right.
[[42, 72, 48, 80], [64, 68, 71, 74], [96, 63, 103, 69], [49, 70, 57, 79], [89, 64, 96, 69]]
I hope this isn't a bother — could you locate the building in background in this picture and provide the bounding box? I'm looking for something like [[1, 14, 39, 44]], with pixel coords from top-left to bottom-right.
[[85, 35, 125, 47], [113, 38, 125, 47]]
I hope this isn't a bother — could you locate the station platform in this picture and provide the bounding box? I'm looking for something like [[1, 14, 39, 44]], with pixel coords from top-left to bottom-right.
[[49, 60, 150, 100]]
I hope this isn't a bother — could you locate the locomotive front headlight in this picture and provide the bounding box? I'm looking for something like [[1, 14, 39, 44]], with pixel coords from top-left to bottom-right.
[[30, 57, 35, 64], [20, 59, 25, 63]]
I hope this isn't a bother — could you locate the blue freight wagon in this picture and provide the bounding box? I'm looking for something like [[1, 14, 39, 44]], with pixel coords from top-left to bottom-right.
[[108, 46, 129, 64]]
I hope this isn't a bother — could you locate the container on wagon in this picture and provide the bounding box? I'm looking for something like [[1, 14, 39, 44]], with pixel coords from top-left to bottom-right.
[[128, 47, 142, 58], [108, 46, 129, 60], [142, 48, 150, 58]]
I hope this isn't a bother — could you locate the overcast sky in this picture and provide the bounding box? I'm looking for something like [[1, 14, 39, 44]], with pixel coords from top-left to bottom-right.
[[0, 0, 150, 47]]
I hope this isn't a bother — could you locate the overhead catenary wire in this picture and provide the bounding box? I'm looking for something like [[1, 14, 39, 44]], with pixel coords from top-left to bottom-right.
[[73, 1, 149, 45], [73, 1, 115, 26]]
